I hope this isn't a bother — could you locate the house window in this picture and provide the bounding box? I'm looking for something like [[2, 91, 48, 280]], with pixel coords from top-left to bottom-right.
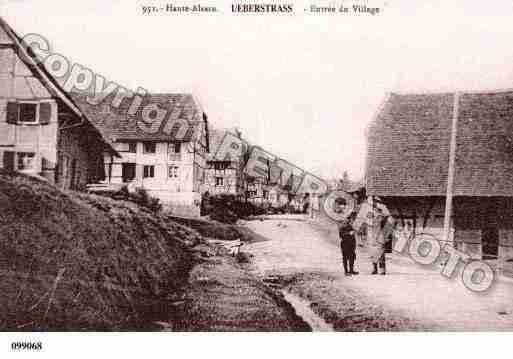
[[168, 165, 179, 178], [168, 143, 181, 161], [143, 142, 156, 154], [7, 102, 52, 125], [215, 177, 224, 186], [18, 103, 37, 123], [214, 162, 228, 171], [17, 152, 35, 171], [143, 165, 155, 178], [115, 142, 137, 153], [122, 163, 136, 182], [263, 190, 269, 199]]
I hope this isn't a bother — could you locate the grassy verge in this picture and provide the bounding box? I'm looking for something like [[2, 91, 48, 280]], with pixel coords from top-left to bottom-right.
[[166, 215, 250, 241], [171, 254, 310, 331], [0, 171, 199, 330], [264, 272, 430, 331]]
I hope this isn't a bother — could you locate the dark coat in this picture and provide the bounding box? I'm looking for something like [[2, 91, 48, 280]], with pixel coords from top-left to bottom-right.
[[338, 222, 356, 254]]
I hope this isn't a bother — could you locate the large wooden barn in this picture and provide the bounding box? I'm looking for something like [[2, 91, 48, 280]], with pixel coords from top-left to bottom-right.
[[366, 90, 513, 272]]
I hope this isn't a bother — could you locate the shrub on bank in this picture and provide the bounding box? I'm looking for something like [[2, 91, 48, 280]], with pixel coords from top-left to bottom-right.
[[202, 193, 266, 223], [131, 187, 163, 213], [168, 215, 250, 242], [89, 185, 162, 214]]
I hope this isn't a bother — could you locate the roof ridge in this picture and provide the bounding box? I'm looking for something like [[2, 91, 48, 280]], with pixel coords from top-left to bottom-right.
[[391, 87, 513, 96], [367, 85, 513, 197]]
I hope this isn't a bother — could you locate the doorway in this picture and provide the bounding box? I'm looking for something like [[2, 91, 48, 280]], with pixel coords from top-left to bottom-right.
[[122, 163, 136, 183], [482, 227, 499, 260]]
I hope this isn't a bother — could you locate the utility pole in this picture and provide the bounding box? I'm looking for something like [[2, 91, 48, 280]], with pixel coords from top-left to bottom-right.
[[443, 92, 460, 246], [309, 193, 314, 219], [266, 158, 271, 185]]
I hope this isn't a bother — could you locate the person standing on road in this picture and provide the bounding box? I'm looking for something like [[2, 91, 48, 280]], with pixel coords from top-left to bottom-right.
[[338, 214, 358, 276], [302, 193, 310, 214], [368, 215, 395, 275]]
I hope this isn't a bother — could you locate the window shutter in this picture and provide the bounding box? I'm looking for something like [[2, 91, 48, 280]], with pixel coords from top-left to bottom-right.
[[6, 102, 18, 124], [39, 103, 52, 125], [3, 151, 15, 171]]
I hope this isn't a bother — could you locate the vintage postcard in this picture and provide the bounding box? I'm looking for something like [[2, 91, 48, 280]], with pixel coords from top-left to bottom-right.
[[0, 0, 512, 357]]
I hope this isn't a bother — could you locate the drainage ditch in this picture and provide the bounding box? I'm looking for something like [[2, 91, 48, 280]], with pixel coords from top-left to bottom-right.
[[263, 275, 333, 332]]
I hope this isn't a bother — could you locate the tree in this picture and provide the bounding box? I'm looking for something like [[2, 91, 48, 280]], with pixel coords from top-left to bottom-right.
[[338, 170, 351, 191]]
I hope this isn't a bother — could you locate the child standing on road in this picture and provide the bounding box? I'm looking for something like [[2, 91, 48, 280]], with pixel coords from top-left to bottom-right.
[[338, 214, 358, 276]]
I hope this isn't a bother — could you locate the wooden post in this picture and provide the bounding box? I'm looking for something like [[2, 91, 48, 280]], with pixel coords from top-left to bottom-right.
[[309, 192, 314, 219], [443, 92, 460, 245], [266, 158, 271, 185]]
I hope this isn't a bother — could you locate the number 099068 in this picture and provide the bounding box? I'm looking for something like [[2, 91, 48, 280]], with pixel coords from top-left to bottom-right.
[[11, 342, 42, 350]]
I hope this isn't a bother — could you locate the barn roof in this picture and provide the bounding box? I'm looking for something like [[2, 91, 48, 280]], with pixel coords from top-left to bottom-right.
[[70, 92, 208, 144], [366, 90, 513, 197]]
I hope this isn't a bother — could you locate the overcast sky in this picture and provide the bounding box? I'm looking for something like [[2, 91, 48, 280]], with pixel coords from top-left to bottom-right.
[[3, 0, 513, 181]]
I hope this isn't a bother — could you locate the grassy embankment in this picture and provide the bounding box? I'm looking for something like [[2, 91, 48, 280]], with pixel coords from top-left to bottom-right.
[[0, 172, 308, 331], [0, 171, 199, 330]]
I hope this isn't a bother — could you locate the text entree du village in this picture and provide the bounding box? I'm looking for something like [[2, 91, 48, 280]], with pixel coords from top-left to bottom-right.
[[157, 3, 381, 15]]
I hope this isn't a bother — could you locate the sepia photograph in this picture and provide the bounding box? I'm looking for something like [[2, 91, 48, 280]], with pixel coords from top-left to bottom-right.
[[1, 0, 513, 356]]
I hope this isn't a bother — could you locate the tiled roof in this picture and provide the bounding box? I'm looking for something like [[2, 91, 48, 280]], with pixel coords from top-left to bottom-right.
[[456, 91, 513, 195], [70, 92, 206, 143], [206, 127, 226, 160], [366, 91, 513, 197], [205, 126, 245, 161]]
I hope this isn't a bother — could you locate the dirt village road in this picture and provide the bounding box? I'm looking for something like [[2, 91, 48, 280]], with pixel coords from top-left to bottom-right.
[[241, 215, 513, 331]]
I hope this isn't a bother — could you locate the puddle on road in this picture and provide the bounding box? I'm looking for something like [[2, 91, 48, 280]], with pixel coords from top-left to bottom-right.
[[281, 290, 334, 332]]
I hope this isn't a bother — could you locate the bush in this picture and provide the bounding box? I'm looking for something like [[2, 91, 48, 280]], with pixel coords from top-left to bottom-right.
[[131, 188, 162, 213], [167, 216, 249, 242], [90, 186, 162, 214], [202, 193, 265, 223], [211, 208, 238, 224]]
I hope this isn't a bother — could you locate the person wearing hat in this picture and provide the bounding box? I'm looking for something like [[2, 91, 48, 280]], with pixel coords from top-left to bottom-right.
[[368, 214, 395, 275], [359, 196, 395, 275], [338, 211, 359, 276]]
